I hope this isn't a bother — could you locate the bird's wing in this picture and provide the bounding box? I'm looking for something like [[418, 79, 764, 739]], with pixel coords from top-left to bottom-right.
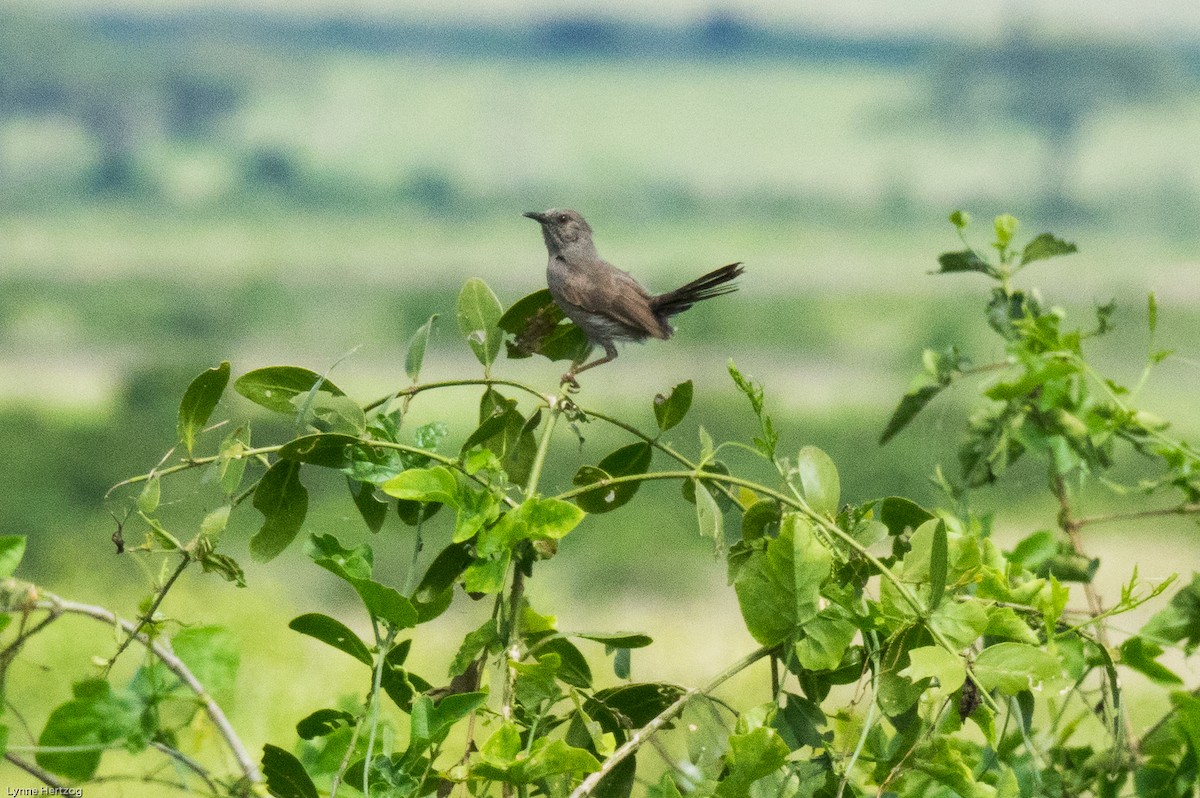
[[558, 261, 670, 339]]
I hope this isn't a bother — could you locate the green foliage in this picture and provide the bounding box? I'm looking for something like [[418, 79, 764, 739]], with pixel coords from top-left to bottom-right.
[[8, 224, 1200, 796], [177, 361, 229, 454]]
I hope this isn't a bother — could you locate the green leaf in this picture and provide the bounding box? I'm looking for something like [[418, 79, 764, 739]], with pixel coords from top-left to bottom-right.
[[741, 499, 781, 541], [1141, 573, 1200, 654], [457, 278, 504, 370], [536, 637, 593, 689], [381, 467, 460, 508], [520, 739, 601, 782], [936, 250, 994, 276], [296, 709, 356, 740], [653, 380, 693, 432], [348, 478, 388, 534], [462, 553, 510, 595], [410, 691, 489, 750], [878, 496, 935, 537], [572, 443, 653, 514], [1148, 291, 1158, 335], [351, 579, 419, 630], [216, 425, 250, 496], [234, 366, 344, 415], [304, 393, 366, 436], [520, 497, 586, 540], [278, 433, 363, 469], [198, 552, 246, 587], [734, 515, 830, 646], [586, 683, 686, 731], [1020, 232, 1078, 266], [450, 620, 500, 677], [795, 446, 839, 517], [37, 680, 143, 781], [288, 613, 372, 666], [172, 626, 240, 708], [694, 481, 723, 553], [793, 606, 857, 672], [929, 600, 988, 650], [306, 532, 373, 579], [948, 209, 971, 229], [715, 727, 789, 797], [262, 743, 319, 798], [178, 361, 230, 454], [0, 536, 27, 579], [647, 774, 685, 798], [993, 213, 1018, 249], [772, 693, 827, 751], [413, 542, 472, 622], [983, 607, 1039, 645], [250, 460, 308, 562], [135, 477, 162, 519], [1120, 636, 1183, 685], [899, 646, 965, 700], [929, 519, 948, 610], [880, 384, 945, 444], [973, 643, 1061, 694], [575, 632, 653, 649], [199, 504, 232, 541], [405, 314, 438, 382], [498, 289, 592, 363]]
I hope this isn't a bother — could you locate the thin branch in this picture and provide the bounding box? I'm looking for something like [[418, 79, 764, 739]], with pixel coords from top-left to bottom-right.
[[30, 594, 261, 785], [104, 552, 192, 672], [150, 740, 222, 796], [1051, 474, 1136, 755], [1075, 503, 1200, 529], [4, 753, 64, 788], [569, 646, 771, 798]]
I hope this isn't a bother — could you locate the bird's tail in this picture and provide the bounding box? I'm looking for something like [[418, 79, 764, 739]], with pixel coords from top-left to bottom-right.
[[652, 262, 744, 317]]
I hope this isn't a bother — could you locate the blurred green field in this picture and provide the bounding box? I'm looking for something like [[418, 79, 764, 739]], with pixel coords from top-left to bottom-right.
[[2, 8, 1200, 791]]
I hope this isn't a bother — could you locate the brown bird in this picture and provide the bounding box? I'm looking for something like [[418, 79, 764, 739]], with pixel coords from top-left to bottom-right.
[[524, 208, 743, 386]]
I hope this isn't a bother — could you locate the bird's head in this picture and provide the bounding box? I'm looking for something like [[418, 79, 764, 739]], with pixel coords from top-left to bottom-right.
[[523, 208, 595, 256]]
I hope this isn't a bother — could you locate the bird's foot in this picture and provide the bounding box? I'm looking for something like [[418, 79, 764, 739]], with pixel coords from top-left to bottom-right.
[[561, 372, 580, 392]]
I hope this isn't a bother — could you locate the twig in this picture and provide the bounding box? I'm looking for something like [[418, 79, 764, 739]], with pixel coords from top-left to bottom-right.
[[150, 740, 222, 796], [104, 552, 192, 672], [4, 753, 64, 788], [329, 709, 368, 798], [1075, 503, 1200, 529], [29, 593, 261, 785], [1051, 474, 1135, 753], [568, 646, 771, 798]]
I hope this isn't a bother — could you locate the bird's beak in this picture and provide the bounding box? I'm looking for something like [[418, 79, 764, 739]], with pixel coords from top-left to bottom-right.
[[522, 211, 546, 223]]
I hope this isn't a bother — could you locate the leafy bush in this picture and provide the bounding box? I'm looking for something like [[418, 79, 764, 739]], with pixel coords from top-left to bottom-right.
[[3, 213, 1199, 797]]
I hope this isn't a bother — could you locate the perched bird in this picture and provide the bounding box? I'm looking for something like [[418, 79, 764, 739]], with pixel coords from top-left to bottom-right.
[[523, 208, 743, 385]]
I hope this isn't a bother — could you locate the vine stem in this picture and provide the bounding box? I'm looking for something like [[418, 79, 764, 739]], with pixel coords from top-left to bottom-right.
[[4, 754, 64, 789], [364, 624, 399, 796], [27, 593, 262, 787], [103, 552, 191, 672], [499, 388, 567, 723], [1075, 502, 1200, 528], [1051, 474, 1135, 754], [568, 646, 772, 798]]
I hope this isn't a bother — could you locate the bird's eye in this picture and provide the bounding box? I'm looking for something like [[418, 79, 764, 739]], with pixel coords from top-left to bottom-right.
[[558, 214, 569, 223]]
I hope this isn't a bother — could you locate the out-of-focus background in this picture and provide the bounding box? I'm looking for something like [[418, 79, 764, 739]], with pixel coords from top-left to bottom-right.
[[3, 0, 1198, 784]]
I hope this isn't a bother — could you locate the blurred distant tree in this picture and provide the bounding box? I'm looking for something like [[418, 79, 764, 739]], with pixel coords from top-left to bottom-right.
[[926, 27, 1195, 216], [164, 72, 241, 139], [244, 147, 301, 192], [400, 167, 464, 216], [0, 10, 244, 195]]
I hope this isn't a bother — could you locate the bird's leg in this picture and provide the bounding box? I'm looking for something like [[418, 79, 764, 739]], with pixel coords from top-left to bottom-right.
[[561, 343, 618, 389]]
